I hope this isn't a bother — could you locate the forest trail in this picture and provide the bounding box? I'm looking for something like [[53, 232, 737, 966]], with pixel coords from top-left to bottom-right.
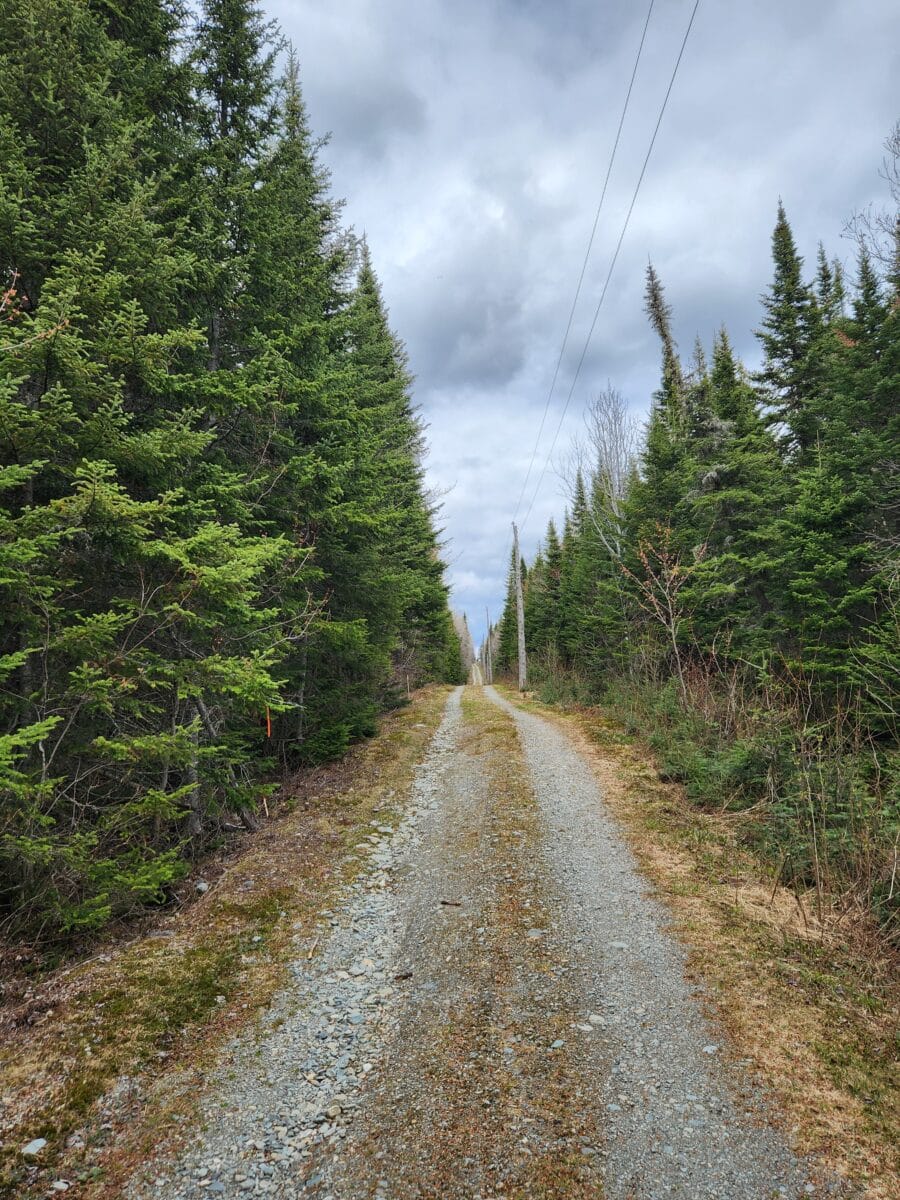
[[126, 686, 845, 1200]]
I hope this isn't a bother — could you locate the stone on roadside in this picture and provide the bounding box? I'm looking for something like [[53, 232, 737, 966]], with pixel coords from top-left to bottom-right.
[[21, 1138, 47, 1157]]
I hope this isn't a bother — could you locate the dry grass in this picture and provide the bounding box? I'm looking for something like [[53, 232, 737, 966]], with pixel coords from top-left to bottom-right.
[[0, 686, 452, 1200], [496, 686, 899, 1200]]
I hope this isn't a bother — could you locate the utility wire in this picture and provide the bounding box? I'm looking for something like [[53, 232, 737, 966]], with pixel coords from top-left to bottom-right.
[[520, 0, 701, 535], [512, 0, 656, 523]]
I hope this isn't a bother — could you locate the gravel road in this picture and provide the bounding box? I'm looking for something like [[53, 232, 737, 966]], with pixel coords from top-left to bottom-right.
[[127, 685, 845, 1200]]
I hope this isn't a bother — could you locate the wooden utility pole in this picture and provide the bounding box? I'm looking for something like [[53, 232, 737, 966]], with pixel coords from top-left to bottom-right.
[[512, 523, 527, 691], [484, 607, 493, 685]]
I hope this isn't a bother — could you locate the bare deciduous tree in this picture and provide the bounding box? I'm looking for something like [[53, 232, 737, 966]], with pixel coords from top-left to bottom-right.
[[621, 523, 707, 706], [843, 120, 900, 273], [562, 384, 639, 563], [452, 611, 476, 672]]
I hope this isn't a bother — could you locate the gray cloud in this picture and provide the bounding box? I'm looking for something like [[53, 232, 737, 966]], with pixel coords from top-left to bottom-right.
[[271, 0, 898, 647], [321, 78, 427, 159]]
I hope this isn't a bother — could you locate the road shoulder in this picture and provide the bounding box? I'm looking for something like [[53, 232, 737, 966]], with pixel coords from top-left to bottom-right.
[[494, 684, 898, 1200]]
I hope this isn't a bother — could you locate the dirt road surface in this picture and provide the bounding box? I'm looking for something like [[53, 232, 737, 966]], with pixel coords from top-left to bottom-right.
[[127, 685, 847, 1200]]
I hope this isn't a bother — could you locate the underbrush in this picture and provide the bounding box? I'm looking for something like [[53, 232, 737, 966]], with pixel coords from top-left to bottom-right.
[[522, 649, 596, 709], [605, 674, 899, 939]]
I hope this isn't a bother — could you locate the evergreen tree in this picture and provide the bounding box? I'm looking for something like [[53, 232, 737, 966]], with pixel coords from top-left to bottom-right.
[[496, 545, 520, 673], [0, 1, 459, 940], [558, 477, 590, 663], [528, 519, 562, 653], [685, 331, 787, 656], [626, 267, 691, 551], [645, 261, 684, 427], [192, 0, 280, 372], [814, 242, 846, 323], [755, 203, 824, 456], [500, 144, 899, 932], [0, 0, 286, 930]]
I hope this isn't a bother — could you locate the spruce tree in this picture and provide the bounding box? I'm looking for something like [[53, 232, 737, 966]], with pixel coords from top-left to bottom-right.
[[626, 267, 690, 549], [684, 331, 786, 656], [0, 0, 459, 940], [558, 476, 590, 663], [756, 203, 824, 457], [0, 0, 286, 930], [645, 262, 684, 429], [496, 545, 520, 673], [192, 0, 280, 372]]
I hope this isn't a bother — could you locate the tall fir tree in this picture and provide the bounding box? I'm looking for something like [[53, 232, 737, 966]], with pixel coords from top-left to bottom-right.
[[0, 1, 459, 940], [755, 203, 824, 457]]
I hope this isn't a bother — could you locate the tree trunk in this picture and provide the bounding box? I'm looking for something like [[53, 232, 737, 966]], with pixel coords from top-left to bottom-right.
[[186, 705, 202, 839]]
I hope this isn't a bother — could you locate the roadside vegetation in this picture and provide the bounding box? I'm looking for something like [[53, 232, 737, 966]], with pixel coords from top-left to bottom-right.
[[0, 0, 465, 950], [494, 126, 899, 945], [0, 684, 451, 1199]]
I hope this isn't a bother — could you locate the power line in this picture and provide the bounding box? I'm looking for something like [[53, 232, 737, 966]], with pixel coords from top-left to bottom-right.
[[512, 0, 656, 523], [520, 0, 701, 535]]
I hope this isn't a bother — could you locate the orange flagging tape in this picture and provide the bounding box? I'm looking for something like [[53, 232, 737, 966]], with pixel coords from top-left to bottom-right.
[[265, 705, 272, 738]]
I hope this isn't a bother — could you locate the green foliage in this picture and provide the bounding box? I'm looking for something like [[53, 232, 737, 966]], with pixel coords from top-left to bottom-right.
[[755, 202, 826, 456], [0, 0, 456, 944], [496, 545, 521, 674], [501, 159, 900, 934]]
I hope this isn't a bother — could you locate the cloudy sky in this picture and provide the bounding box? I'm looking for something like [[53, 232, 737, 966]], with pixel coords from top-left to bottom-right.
[[270, 0, 898, 648]]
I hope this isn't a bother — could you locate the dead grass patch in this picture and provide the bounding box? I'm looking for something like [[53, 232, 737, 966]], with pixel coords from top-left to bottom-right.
[[456, 689, 606, 1198], [347, 687, 604, 1199]]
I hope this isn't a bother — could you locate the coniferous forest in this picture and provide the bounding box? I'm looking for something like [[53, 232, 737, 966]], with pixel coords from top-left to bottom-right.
[[497, 156, 899, 937], [0, 0, 464, 942]]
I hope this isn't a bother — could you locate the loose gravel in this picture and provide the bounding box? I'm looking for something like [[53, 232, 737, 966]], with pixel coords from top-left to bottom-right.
[[126, 692, 463, 1199], [126, 685, 849, 1199]]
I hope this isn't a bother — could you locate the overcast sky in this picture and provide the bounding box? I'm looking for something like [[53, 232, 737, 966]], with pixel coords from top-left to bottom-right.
[[269, 0, 898, 648]]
